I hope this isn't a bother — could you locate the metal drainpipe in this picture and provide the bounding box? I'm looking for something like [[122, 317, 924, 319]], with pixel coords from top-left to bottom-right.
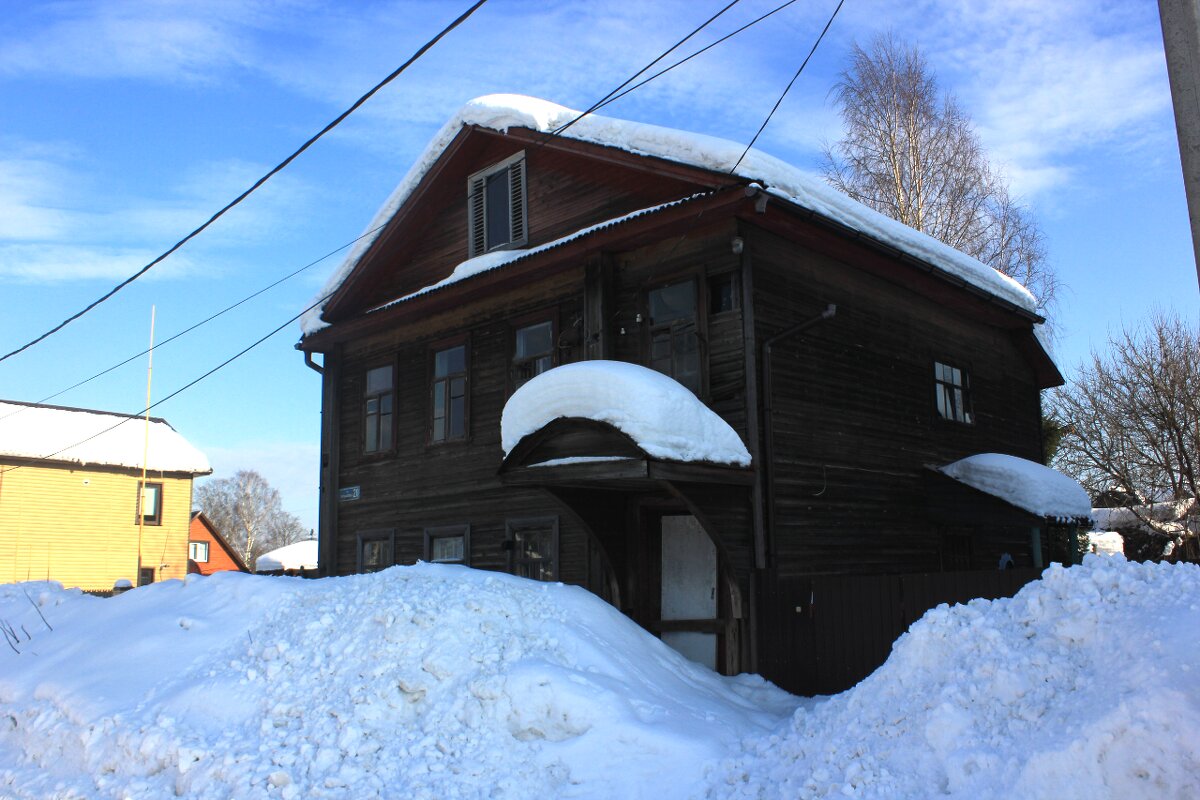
[[761, 304, 837, 559], [303, 351, 324, 374]]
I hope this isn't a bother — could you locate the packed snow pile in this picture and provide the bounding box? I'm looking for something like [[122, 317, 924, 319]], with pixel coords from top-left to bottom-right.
[[0, 401, 210, 473], [940, 453, 1092, 521], [2, 558, 1197, 798], [301, 94, 1036, 335], [0, 565, 792, 799], [717, 555, 1200, 799], [501, 360, 752, 466]]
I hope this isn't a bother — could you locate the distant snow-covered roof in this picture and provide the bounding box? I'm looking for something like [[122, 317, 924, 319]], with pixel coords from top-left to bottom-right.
[[501, 361, 751, 467], [1090, 498, 1195, 532], [256, 539, 318, 572], [939, 453, 1091, 521], [0, 401, 211, 474], [301, 94, 1038, 335], [1087, 530, 1125, 556]]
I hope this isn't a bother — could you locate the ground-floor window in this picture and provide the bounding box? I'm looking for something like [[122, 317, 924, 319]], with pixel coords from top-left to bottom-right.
[[357, 529, 395, 573], [507, 517, 558, 581], [425, 524, 470, 565]]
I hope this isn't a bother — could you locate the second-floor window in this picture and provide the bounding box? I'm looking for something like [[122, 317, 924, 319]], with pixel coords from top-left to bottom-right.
[[467, 152, 527, 257], [431, 344, 468, 442], [648, 280, 701, 395], [137, 481, 162, 526], [512, 319, 555, 390], [934, 361, 972, 423], [364, 365, 394, 453]]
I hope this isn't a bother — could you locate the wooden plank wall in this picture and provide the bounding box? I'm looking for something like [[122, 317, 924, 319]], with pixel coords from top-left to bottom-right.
[[332, 268, 596, 586], [747, 223, 1044, 577], [757, 567, 1042, 695]]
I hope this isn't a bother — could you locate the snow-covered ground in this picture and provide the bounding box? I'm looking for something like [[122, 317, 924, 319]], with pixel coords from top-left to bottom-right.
[[1, 557, 1197, 799]]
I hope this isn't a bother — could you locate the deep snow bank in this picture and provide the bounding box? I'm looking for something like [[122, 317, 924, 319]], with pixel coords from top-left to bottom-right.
[[0, 565, 793, 799], [715, 556, 1200, 799], [2, 558, 1197, 799]]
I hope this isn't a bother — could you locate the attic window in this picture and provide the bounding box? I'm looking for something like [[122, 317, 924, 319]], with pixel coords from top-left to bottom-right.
[[467, 151, 527, 257]]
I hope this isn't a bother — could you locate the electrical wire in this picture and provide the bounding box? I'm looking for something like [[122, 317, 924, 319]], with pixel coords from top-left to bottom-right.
[[0, 222, 386, 423], [551, 0, 743, 138], [589, 0, 801, 116], [730, 0, 846, 173], [0, 0, 489, 366], [0, 289, 334, 477]]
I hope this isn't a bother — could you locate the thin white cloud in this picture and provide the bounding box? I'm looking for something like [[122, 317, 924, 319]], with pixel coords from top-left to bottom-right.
[[0, 242, 198, 283]]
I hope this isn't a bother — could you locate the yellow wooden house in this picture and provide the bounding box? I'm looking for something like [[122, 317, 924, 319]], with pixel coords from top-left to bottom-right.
[[0, 400, 211, 591]]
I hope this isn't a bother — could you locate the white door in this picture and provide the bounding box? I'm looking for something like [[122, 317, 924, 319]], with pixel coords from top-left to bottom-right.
[[660, 515, 718, 669]]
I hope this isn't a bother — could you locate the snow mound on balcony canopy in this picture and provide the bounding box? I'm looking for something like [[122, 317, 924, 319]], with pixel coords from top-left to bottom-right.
[[940, 452, 1092, 520], [501, 360, 752, 466], [0, 565, 794, 800], [716, 555, 1200, 799], [300, 94, 1036, 336]]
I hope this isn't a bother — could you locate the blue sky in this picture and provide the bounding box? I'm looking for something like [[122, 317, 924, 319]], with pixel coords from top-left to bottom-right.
[[1, 0, 1195, 531]]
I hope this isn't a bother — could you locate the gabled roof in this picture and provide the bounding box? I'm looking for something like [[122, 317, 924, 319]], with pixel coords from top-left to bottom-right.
[[189, 511, 250, 572], [301, 94, 1041, 338], [0, 400, 211, 475]]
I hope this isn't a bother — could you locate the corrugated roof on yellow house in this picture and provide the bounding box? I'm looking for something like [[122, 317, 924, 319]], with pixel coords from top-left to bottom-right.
[[0, 400, 211, 592]]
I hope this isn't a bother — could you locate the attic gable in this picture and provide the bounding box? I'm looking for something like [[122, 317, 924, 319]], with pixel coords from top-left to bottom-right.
[[315, 124, 740, 328]]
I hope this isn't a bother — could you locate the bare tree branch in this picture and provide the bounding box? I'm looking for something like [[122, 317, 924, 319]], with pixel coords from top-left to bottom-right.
[[822, 33, 1058, 322]]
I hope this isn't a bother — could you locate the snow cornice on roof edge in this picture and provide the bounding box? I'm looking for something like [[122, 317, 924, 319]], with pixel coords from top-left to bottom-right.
[[300, 94, 1039, 337]]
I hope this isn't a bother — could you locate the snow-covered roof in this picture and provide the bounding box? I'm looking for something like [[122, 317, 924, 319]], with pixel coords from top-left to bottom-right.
[[501, 361, 751, 467], [1090, 498, 1195, 532], [301, 94, 1037, 336], [0, 401, 211, 475], [255, 539, 318, 572], [939, 453, 1091, 521]]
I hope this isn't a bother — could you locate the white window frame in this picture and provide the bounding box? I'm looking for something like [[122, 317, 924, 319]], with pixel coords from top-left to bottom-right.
[[467, 151, 527, 257], [189, 541, 210, 563]]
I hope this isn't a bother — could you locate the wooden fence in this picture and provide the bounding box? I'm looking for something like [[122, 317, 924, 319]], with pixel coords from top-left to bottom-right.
[[757, 567, 1041, 696]]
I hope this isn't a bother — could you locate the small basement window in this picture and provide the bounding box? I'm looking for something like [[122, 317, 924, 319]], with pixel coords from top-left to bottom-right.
[[357, 529, 395, 573], [467, 151, 527, 257], [934, 361, 972, 423], [425, 524, 470, 565]]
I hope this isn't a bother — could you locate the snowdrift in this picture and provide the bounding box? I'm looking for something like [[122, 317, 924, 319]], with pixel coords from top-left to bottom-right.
[[1, 557, 1197, 799], [0, 565, 792, 799]]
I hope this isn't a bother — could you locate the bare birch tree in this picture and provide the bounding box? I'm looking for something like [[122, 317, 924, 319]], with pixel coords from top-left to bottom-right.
[[823, 34, 1057, 316], [1049, 314, 1199, 560], [193, 470, 308, 568]]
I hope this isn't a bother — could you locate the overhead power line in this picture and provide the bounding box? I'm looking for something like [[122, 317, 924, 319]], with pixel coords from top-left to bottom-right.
[[551, 0, 744, 138], [731, 0, 846, 173], [0, 222, 386, 423], [0, 0, 489, 366]]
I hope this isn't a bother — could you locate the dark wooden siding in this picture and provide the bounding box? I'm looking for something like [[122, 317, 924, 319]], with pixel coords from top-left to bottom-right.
[[331, 266, 595, 586], [757, 567, 1041, 695], [353, 139, 708, 317], [747, 222, 1044, 578]]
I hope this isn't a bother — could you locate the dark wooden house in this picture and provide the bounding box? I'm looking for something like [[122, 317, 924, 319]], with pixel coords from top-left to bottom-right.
[[298, 96, 1083, 694]]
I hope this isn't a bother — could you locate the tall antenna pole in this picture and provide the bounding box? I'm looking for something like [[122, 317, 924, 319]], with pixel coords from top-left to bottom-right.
[[137, 306, 156, 585]]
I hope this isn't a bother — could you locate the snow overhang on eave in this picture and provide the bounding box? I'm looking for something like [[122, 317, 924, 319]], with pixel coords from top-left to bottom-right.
[[930, 453, 1092, 526], [298, 189, 743, 350]]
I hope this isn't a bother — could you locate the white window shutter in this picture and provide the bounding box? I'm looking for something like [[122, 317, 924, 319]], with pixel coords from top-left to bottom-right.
[[468, 175, 486, 257], [509, 158, 527, 246]]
